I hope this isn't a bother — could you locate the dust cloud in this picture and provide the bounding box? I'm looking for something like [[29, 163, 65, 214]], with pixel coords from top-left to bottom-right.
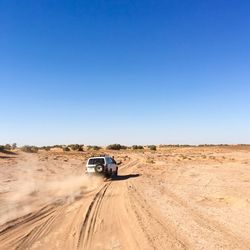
[[0, 154, 103, 225]]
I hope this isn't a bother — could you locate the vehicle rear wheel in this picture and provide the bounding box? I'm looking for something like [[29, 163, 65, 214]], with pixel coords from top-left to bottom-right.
[[95, 164, 104, 174]]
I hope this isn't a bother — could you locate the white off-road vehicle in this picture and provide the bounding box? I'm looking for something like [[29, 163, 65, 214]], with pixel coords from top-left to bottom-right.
[[86, 155, 118, 176]]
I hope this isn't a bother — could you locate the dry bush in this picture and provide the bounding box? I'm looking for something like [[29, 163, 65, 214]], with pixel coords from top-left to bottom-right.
[[63, 147, 70, 152], [107, 144, 127, 150], [68, 144, 84, 151], [87, 145, 102, 150], [21, 145, 38, 153], [132, 145, 144, 150], [148, 145, 157, 151]]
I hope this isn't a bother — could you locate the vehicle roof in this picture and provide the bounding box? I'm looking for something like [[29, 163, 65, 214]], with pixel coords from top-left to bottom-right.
[[88, 156, 111, 159]]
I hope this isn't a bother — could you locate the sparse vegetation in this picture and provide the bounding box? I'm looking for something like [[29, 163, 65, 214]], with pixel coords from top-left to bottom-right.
[[158, 144, 236, 148], [132, 145, 144, 150], [0, 144, 17, 152], [68, 144, 84, 151], [51, 145, 64, 149], [198, 144, 230, 147], [148, 145, 157, 151], [63, 147, 70, 152], [159, 144, 194, 148], [4, 144, 11, 150], [87, 145, 101, 150], [107, 144, 127, 150], [40, 146, 51, 151], [21, 145, 38, 153]]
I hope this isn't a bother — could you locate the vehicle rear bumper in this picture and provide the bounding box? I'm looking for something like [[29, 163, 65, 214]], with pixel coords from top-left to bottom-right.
[[86, 167, 96, 173]]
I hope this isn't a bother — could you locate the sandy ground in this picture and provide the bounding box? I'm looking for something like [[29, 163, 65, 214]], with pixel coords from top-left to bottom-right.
[[0, 146, 250, 250]]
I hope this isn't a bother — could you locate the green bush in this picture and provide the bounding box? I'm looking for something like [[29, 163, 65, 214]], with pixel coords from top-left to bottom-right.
[[132, 145, 144, 150], [0, 145, 4, 151], [148, 145, 156, 151], [107, 144, 127, 150]]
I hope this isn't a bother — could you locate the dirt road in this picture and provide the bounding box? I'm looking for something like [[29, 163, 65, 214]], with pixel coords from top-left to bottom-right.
[[1, 148, 250, 249]]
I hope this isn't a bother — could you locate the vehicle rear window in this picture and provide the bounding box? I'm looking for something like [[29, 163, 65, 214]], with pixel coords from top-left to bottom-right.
[[88, 158, 105, 165]]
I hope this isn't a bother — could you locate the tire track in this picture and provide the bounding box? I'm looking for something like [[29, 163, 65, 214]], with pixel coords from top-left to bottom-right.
[[77, 182, 111, 250], [0, 157, 136, 250], [16, 206, 65, 250], [0, 204, 63, 249], [127, 182, 188, 250], [131, 174, 249, 250], [161, 186, 249, 249]]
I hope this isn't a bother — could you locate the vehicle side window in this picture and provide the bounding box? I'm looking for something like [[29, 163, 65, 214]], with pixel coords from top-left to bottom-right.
[[108, 158, 116, 164], [106, 158, 112, 164]]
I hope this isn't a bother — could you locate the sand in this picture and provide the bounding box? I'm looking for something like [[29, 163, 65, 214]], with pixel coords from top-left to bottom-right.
[[0, 146, 250, 249]]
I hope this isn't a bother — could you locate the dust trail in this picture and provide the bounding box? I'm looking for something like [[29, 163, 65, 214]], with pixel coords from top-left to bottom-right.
[[0, 153, 103, 226]]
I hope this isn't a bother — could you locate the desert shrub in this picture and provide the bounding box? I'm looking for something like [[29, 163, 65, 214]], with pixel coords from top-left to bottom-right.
[[44, 146, 51, 151], [198, 144, 229, 147], [159, 144, 195, 148], [39, 146, 51, 151], [11, 143, 17, 150], [68, 144, 84, 151], [148, 145, 157, 151], [4, 144, 11, 150], [21, 145, 38, 153], [52, 145, 64, 149], [107, 144, 120, 150], [0, 145, 4, 151], [69, 144, 80, 151], [132, 145, 144, 150], [107, 144, 127, 150], [87, 145, 101, 150], [63, 147, 70, 152]]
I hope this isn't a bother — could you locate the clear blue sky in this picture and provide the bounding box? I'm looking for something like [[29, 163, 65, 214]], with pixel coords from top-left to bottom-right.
[[1, 0, 250, 146]]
